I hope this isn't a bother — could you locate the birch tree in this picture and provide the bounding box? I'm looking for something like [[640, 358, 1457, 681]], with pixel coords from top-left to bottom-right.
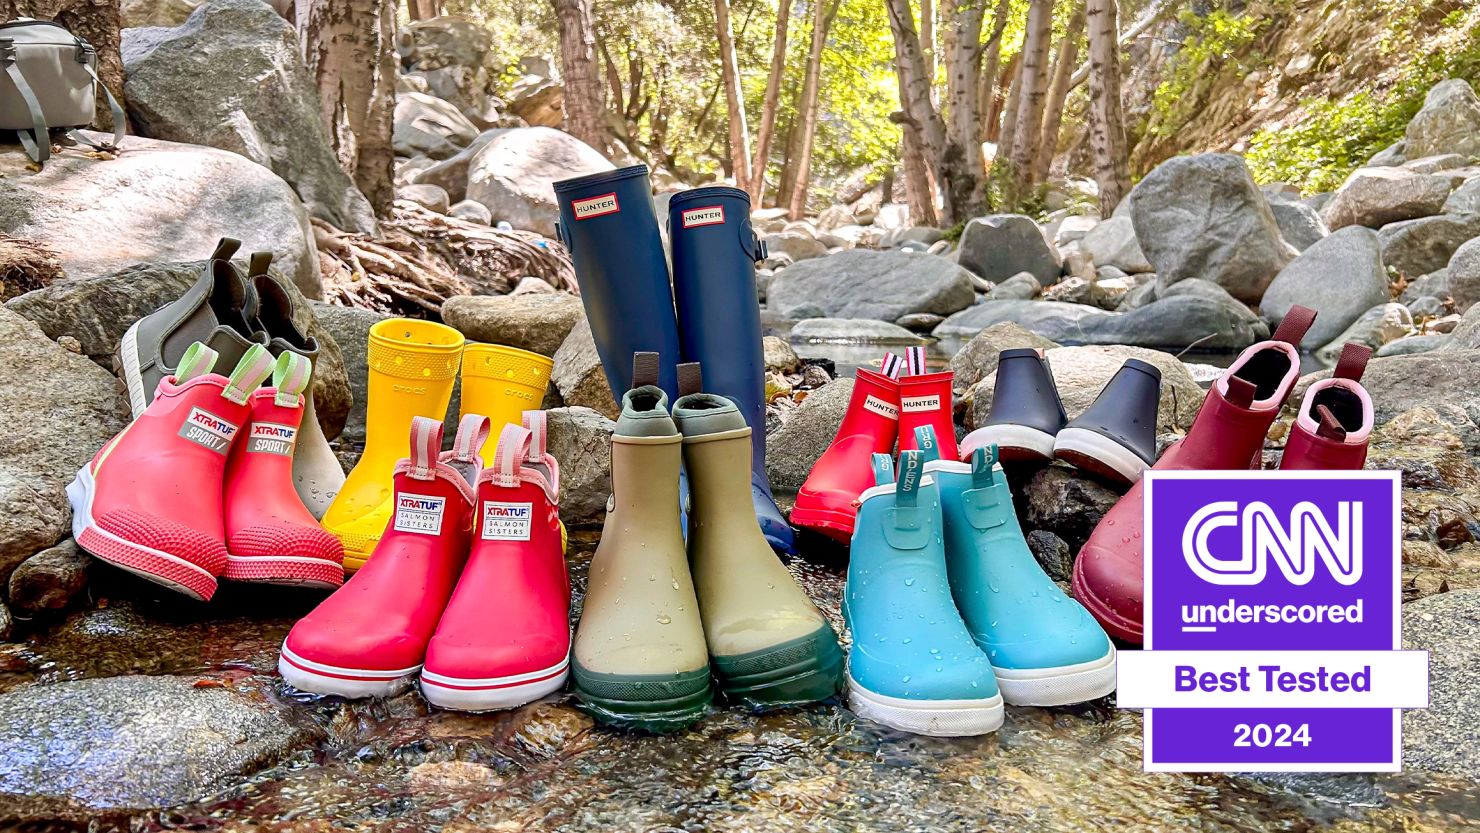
[[1085, 0, 1131, 213]]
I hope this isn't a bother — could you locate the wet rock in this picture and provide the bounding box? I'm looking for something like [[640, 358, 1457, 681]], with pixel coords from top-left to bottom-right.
[[1404, 79, 1480, 160], [1080, 217, 1151, 273], [0, 675, 318, 812], [1294, 350, 1480, 427], [1403, 589, 1480, 779], [957, 215, 1062, 284], [1132, 153, 1294, 303], [441, 293, 584, 357], [7, 539, 89, 614], [895, 312, 944, 332], [311, 303, 386, 445], [791, 318, 922, 343], [551, 320, 616, 420], [766, 378, 852, 492], [399, 183, 450, 214], [1260, 226, 1392, 348], [765, 232, 827, 263], [448, 199, 492, 225], [1025, 529, 1073, 584], [466, 127, 613, 237], [511, 702, 594, 758], [0, 134, 321, 298], [767, 250, 975, 322], [1314, 303, 1413, 365], [1321, 168, 1453, 230], [763, 336, 800, 374], [992, 272, 1042, 300], [121, 0, 377, 234], [1378, 334, 1450, 357], [393, 91, 479, 159], [545, 407, 613, 526], [1377, 213, 1480, 278], [1022, 466, 1120, 551], [1446, 237, 1480, 312], [408, 761, 502, 791]]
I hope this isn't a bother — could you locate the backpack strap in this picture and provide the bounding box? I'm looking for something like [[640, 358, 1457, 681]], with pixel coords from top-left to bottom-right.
[[71, 52, 124, 151], [1, 40, 50, 164]]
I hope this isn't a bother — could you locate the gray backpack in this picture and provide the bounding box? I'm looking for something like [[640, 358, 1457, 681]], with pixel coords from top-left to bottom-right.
[[0, 17, 124, 164]]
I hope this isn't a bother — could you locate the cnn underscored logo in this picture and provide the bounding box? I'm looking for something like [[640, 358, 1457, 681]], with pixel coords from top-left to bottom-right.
[[1182, 500, 1362, 586]]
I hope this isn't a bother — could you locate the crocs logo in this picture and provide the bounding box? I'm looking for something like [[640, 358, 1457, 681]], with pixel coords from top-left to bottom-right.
[[681, 205, 725, 228], [1183, 501, 1363, 586], [901, 394, 942, 413], [503, 387, 536, 402], [572, 192, 619, 219], [392, 384, 427, 395], [247, 422, 297, 456], [178, 407, 238, 454], [482, 501, 533, 541], [394, 493, 446, 535], [862, 395, 898, 420]]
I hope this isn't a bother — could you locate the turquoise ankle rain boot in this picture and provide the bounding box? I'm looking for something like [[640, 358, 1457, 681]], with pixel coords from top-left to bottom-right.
[[914, 426, 1117, 706], [843, 449, 1004, 736]]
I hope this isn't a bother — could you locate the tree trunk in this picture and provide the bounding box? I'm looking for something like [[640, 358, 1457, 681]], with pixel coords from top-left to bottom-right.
[[2, 0, 123, 131], [552, 0, 605, 151], [713, 0, 751, 186], [749, 0, 791, 200], [1085, 0, 1130, 213], [407, 0, 439, 20], [919, 0, 935, 88], [941, 0, 987, 208], [785, 0, 839, 220], [301, 0, 397, 216], [1032, 0, 1084, 183], [993, 56, 1021, 164], [975, 0, 1011, 142], [885, 0, 957, 225], [1004, 0, 1054, 195]]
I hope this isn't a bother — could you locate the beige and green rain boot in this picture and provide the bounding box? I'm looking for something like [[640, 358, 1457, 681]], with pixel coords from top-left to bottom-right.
[[571, 353, 712, 731], [672, 363, 844, 709]]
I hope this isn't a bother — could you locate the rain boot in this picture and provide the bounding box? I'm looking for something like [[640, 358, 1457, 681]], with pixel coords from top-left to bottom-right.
[[458, 343, 554, 465], [571, 354, 711, 731], [669, 186, 794, 554], [321, 319, 464, 572], [959, 348, 1066, 462], [421, 412, 571, 711], [1280, 343, 1373, 471], [915, 426, 1116, 706], [1051, 358, 1161, 485], [896, 369, 958, 460], [221, 351, 345, 588], [279, 415, 486, 698], [791, 367, 902, 542], [844, 450, 1003, 736], [248, 253, 346, 519], [672, 363, 843, 708], [1071, 306, 1319, 644], [69, 343, 276, 601]]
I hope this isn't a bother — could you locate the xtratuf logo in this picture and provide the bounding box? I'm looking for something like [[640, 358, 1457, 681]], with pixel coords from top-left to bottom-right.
[[1182, 500, 1363, 586]]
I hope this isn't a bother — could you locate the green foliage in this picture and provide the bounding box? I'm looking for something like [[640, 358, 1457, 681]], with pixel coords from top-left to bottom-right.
[[1148, 7, 1270, 139]]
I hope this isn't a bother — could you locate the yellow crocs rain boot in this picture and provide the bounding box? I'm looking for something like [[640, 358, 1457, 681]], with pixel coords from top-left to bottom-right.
[[322, 318, 464, 571], [458, 343, 554, 464]]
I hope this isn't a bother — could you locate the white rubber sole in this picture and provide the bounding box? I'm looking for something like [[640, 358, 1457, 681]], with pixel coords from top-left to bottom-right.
[[119, 320, 149, 419], [959, 423, 1056, 461], [278, 643, 420, 699], [993, 644, 1118, 706], [847, 675, 1005, 737], [420, 656, 571, 712], [1052, 427, 1150, 484]]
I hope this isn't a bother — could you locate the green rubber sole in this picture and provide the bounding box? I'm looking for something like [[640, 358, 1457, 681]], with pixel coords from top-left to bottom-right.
[[571, 662, 713, 733], [711, 625, 845, 710]]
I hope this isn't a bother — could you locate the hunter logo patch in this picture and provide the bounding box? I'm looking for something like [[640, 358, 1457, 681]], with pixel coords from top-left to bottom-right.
[[482, 501, 533, 541], [681, 205, 725, 228], [572, 192, 620, 219], [178, 407, 238, 454], [247, 422, 297, 456], [394, 493, 446, 535], [902, 394, 942, 413], [862, 395, 899, 420]]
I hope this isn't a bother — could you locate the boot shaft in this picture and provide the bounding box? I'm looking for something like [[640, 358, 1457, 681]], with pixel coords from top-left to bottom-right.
[[983, 349, 1066, 435], [364, 318, 463, 451], [1281, 344, 1373, 471], [459, 342, 554, 465], [1069, 358, 1161, 464], [897, 370, 958, 460], [839, 367, 903, 449]]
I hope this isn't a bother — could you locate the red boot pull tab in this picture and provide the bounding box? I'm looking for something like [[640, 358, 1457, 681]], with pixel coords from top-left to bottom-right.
[[1333, 342, 1372, 382], [1314, 404, 1348, 441], [1272, 305, 1318, 346], [1225, 375, 1258, 409]]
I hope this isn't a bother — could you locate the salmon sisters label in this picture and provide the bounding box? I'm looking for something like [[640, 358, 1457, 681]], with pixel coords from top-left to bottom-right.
[[1118, 471, 1427, 772]]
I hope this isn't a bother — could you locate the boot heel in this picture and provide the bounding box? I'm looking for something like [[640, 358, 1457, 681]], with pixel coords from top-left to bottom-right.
[[571, 663, 713, 733], [712, 626, 845, 709]]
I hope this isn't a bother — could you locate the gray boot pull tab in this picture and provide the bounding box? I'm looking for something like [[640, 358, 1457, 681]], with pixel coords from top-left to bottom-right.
[[632, 352, 661, 388], [676, 362, 703, 396], [870, 452, 895, 487], [247, 251, 274, 278], [885, 450, 928, 549], [913, 426, 940, 462], [211, 238, 242, 262]]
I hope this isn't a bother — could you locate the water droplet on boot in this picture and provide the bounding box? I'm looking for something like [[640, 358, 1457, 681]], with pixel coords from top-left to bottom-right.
[[904, 578, 915, 587], [657, 614, 671, 624]]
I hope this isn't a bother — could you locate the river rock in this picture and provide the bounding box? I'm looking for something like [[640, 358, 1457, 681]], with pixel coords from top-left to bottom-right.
[[123, 0, 199, 26], [466, 127, 613, 237], [949, 322, 1060, 392], [767, 250, 974, 322], [1405, 79, 1480, 160], [399, 184, 450, 214], [1377, 335, 1450, 356], [816, 205, 855, 230], [790, 318, 922, 343], [448, 199, 493, 225], [121, 0, 376, 234], [411, 130, 503, 203], [895, 313, 944, 332], [1321, 168, 1453, 230], [401, 16, 497, 123], [1022, 466, 1121, 551], [0, 135, 320, 298], [765, 232, 827, 263], [0, 675, 318, 812], [551, 319, 616, 419], [545, 407, 613, 526], [765, 378, 852, 492], [394, 91, 479, 160], [1408, 296, 1447, 318], [1293, 350, 1480, 427], [1377, 213, 1480, 277], [1314, 303, 1413, 365], [763, 336, 799, 374], [1268, 198, 1329, 251], [1259, 226, 1391, 348], [957, 215, 1062, 284], [1403, 589, 1480, 779], [1444, 303, 1480, 349], [440, 292, 584, 357], [7, 539, 90, 614], [1447, 238, 1480, 311], [992, 272, 1042, 300], [1444, 176, 1480, 214], [1133, 153, 1294, 303], [1080, 216, 1152, 273]]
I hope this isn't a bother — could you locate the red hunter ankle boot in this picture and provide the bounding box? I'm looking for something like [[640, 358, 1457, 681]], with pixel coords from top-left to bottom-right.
[[421, 411, 571, 711], [790, 366, 901, 541], [222, 352, 346, 588], [278, 415, 487, 698], [68, 343, 276, 601], [1280, 343, 1373, 471], [1070, 306, 1319, 643], [896, 369, 958, 460]]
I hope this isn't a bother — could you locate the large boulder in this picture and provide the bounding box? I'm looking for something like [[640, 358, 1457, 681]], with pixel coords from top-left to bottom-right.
[[1132, 153, 1294, 303], [121, 0, 376, 234], [401, 16, 497, 123], [311, 303, 386, 445], [393, 91, 480, 160], [765, 378, 853, 492], [1259, 226, 1391, 348], [767, 250, 975, 322], [544, 407, 613, 526], [465, 127, 613, 237], [790, 318, 923, 343], [1448, 238, 1480, 312], [1403, 589, 1480, 779], [411, 129, 504, 204], [1404, 79, 1480, 160], [1267, 198, 1329, 252], [1079, 216, 1151, 273], [1321, 167, 1453, 230], [956, 215, 1062, 284], [1313, 302, 1412, 365], [949, 322, 1059, 391], [1445, 176, 1480, 213], [551, 319, 616, 419], [440, 293, 584, 357], [0, 307, 128, 585], [1377, 213, 1480, 277], [0, 135, 320, 298], [1293, 350, 1480, 427]]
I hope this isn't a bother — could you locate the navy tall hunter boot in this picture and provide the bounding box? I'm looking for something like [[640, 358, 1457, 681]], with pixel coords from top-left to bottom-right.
[[669, 187, 795, 554]]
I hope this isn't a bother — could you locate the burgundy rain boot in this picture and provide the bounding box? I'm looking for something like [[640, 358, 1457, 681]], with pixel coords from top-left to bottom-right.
[[1280, 343, 1373, 471], [1070, 306, 1319, 643]]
